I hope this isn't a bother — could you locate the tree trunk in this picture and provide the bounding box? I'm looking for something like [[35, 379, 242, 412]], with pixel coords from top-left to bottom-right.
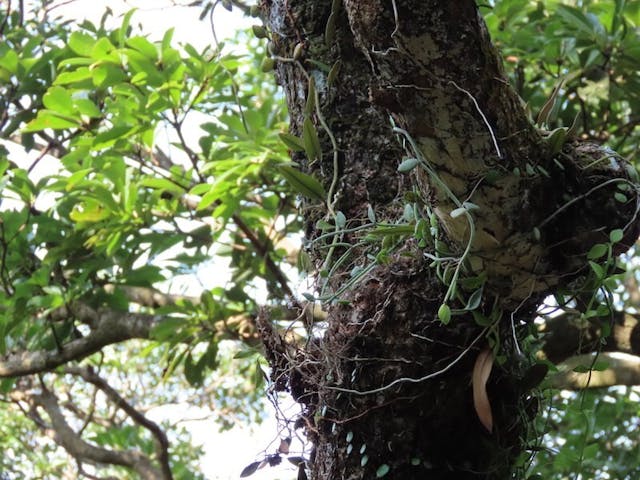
[[262, 1, 640, 479]]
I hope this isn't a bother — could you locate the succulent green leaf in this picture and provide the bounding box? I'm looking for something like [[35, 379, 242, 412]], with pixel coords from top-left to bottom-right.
[[278, 165, 326, 201]]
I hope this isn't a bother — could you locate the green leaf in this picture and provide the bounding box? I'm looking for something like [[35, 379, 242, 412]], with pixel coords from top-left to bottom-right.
[[118, 9, 137, 47], [302, 117, 322, 161], [68, 32, 96, 56], [450, 207, 467, 219], [588, 261, 605, 279], [140, 177, 186, 195], [184, 351, 205, 386], [127, 36, 159, 60], [367, 205, 376, 224], [544, 127, 568, 155], [614, 192, 628, 203], [69, 203, 110, 223], [609, 229, 624, 243], [592, 361, 609, 371], [260, 57, 275, 72], [253, 359, 265, 389], [91, 36, 117, 61], [472, 310, 491, 327], [397, 157, 419, 173], [305, 77, 316, 115], [74, 98, 101, 119], [151, 317, 187, 342], [327, 60, 341, 85], [42, 86, 74, 114], [0, 49, 19, 74], [55, 67, 93, 85], [572, 364, 591, 373], [297, 249, 312, 274], [532, 227, 541, 241], [251, 24, 268, 39], [376, 464, 390, 478], [23, 110, 81, 132], [161, 28, 175, 56], [93, 125, 133, 149], [465, 288, 483, 311], [124, 265, 165, 286], [365, 224, 414, 237], [587, 243, 608, 260], [239, 461, 262, 478], [557, 5, 599, 37], [537, 79, 565, 127], [279, 132, 306, 152], [92, 63, 127, 87], [438, 303, 451, 324], [278, 165, 326, 201]]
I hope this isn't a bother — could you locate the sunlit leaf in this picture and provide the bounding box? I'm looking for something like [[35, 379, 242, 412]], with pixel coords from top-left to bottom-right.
[[68, 31, 96, 56], [23, 110, 81, 132]]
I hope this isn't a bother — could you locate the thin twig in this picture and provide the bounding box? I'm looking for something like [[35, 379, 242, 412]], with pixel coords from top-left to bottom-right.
[[64, 366, 174, 480]]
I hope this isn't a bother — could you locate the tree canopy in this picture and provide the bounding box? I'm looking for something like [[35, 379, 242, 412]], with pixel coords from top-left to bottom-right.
[[0, 0, 639, 479]]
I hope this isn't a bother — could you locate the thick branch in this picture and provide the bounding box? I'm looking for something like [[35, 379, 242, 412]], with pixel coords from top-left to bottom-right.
[[550, 352, 640, 389], [12, 389, 164, 480], [0, 305, 162, 378], [104, 284, 200, 308], [64, 366, 173, 480], [541, 310, 640, 364]]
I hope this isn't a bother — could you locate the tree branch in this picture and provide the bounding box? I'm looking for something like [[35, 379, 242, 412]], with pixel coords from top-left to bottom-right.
[[64, 366, 173, 480], [549, 352, 640, 389], [540, 310, 640, 364], [0, 305, 162, 378], [104, 284, 200, 308], [11, 389, 165, 480]]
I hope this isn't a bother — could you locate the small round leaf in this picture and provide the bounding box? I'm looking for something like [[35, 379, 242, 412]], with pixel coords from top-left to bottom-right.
[[438, 303, 451, 324], [587, 243, 608, 260], [397, 157, 419, 172], [376, 464, 390, 477], [610, 229, 624, 244]]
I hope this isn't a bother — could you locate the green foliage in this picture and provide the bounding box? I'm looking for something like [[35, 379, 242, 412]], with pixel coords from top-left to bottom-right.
[[0, 0, 294, 476], [483, 1, 640, 478], [0, 2, 295, 364], [531, 388, 640, 479], [483, 0, 640, 156]]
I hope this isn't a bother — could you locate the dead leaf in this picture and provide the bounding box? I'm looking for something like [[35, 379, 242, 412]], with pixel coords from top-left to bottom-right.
[[278, 437, 291, 454], [239, 461, 262, 478], [472, 348, 494, 433]]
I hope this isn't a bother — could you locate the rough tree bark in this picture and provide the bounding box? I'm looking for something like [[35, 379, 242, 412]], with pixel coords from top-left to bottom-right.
[[261, 1, 640, 479]]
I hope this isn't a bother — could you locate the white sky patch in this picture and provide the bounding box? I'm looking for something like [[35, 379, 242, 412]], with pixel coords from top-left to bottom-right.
[[48, 0, 252, 47]]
